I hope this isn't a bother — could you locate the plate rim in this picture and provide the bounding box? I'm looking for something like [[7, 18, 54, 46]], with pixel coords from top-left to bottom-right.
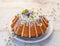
[[13, 20, 53, 43]]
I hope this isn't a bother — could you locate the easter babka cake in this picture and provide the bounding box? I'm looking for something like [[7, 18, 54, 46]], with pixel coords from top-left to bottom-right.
[[11, 9, 49, 38]]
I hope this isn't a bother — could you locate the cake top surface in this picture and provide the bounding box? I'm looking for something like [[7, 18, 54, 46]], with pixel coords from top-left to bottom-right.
[[17, 9, 44, 24]]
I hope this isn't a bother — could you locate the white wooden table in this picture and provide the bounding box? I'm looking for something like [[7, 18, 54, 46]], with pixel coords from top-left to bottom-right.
[[0, 0, 60, 46]]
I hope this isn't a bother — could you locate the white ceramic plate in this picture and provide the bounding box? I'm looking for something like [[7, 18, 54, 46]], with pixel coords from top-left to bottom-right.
[[11, 20, 53, 43]]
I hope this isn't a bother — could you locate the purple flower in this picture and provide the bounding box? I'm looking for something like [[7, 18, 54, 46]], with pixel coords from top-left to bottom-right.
[[25, 12, 30, 17]]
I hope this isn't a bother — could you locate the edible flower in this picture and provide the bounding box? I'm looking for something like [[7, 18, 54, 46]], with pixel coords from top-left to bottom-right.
[[21, 9, 29, 14]]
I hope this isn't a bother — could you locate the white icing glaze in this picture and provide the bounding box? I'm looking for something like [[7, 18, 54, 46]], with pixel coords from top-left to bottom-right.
[[29, 22, 31, 38], [37, 19, 44, 35], [17, 9, 43, 24], [21, 23, 25, 37], [34, 23, 38, 37]]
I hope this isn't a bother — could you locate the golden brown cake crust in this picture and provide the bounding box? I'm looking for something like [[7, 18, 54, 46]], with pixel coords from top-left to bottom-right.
[[11, 16, 19, 28], [23, 23, 29, 38], [30, 24, 36, 38], [16, 26, 23, 36], [36, 24, 42, 36], [11, 16, 49, 38]]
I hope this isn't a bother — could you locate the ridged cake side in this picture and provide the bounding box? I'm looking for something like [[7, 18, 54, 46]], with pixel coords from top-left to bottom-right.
[[11, 15, 49, 38]]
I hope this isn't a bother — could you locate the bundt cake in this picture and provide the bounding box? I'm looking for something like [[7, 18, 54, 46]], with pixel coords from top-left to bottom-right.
[[11, 9, 49, 38]]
